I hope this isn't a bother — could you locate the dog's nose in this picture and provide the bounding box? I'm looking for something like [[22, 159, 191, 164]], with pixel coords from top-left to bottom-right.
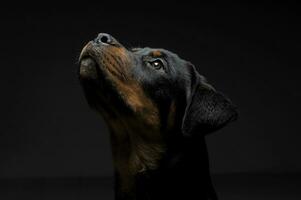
[[94, 33, 114, 45]]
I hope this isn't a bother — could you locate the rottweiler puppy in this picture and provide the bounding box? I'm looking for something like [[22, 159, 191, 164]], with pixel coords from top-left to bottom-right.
[[78, 33, 238, 200]]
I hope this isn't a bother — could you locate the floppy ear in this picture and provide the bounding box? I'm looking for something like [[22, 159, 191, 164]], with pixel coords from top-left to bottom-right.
[[182, 64, 238, 137]]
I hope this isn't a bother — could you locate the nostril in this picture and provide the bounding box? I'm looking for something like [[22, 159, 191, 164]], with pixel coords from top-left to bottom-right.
[[100, 35, 109, 44], [94, 33, 112, 45], [94, 33, 115, 45]]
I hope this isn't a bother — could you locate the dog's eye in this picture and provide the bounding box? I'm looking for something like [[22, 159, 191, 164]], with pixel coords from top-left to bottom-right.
[[149, 59, 164, 70]]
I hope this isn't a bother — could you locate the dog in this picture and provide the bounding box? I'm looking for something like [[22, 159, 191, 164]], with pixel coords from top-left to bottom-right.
[[78, 33, 238, 200]]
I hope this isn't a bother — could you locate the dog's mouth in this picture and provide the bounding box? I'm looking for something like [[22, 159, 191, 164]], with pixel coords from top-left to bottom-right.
[[79, 42, 103, 82], [78, 41, 133, 114], [79, 41, 130, 82]]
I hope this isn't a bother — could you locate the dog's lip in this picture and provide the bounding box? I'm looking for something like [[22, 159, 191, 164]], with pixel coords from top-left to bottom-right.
[[79, 41, 103, 61], [79, 42, 94, 61], [79, 47, 101, 73], [79, 46, 103, 75], [79, 56, 99, 80]]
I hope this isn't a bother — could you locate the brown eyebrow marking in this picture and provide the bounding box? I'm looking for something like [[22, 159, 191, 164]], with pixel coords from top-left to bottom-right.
[[151, 50, 162, 57]]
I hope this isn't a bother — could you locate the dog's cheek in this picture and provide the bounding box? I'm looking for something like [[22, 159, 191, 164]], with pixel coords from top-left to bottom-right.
[[114, 80, 160, 129], [167, 101, 176, 131]]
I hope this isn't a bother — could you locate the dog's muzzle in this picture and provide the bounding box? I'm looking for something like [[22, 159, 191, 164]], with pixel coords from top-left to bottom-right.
[[79, 33, 116, 80]]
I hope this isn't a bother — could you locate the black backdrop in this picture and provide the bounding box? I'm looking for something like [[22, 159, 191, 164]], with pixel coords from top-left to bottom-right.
[[1, 2, 300, 179]]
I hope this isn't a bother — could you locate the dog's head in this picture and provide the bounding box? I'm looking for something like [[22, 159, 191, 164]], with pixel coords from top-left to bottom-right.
[[79, 33, 237, 137]]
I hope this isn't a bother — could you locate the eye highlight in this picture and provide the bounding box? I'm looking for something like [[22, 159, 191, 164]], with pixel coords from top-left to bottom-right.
[[148, 59, 165, 70]]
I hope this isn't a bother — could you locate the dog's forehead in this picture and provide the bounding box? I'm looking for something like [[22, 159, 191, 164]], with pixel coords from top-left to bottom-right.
[[134, 47, 182, 59]]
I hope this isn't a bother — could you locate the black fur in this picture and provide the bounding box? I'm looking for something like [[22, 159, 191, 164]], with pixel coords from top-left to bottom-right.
[[79, 34, 238, 200], [130, 51, 238, 200]]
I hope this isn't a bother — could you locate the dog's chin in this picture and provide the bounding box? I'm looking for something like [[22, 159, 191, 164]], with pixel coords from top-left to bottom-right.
[[79, 57, 99, 81]]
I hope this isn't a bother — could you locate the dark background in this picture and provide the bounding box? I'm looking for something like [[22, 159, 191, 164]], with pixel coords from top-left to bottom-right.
[[1, 2, 301, 199]]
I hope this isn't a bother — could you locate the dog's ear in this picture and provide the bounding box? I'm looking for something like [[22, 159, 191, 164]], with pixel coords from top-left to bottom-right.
[[181, 64, 238, 137]]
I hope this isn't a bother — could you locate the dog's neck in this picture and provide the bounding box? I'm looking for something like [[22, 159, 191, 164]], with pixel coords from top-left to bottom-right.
[[97, 99, 182, 195], [106, 115, 167, 193]]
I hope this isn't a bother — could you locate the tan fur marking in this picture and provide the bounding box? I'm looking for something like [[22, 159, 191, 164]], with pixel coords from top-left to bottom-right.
[[152, 50, 162, 57], [167, 101, 176, 131], [94, 47, 165, 193], [108, 116, 165, 193]]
